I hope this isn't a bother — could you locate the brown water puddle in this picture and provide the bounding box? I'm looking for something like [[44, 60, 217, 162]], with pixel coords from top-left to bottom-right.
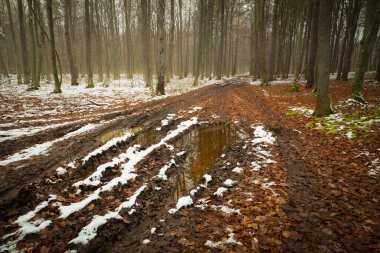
[[96, 126, 143, 144], [170, 123, 249, 202]]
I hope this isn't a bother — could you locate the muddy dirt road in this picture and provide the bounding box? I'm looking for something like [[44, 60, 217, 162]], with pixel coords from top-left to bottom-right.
[[0, 78, 379, 252]]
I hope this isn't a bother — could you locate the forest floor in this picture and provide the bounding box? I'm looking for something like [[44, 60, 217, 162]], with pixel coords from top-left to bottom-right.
[[0, 76, 379, 252]]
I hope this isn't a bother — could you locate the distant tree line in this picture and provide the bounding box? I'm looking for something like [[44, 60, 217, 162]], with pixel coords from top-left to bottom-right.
[[0, 0, 379, 112]]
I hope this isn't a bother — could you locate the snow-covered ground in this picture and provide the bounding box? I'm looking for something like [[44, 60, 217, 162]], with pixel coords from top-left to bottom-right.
[[0, 75, 219, 128], [0, 74, 219, 104]]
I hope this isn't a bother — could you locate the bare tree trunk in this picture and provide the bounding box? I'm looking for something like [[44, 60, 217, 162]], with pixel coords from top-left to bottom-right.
[[178, 0, 184, 79], [124, 0, 132, 78], [341, 0, 361, 81], [46, 0, 61, 93], [156, 0, 166, 95], [376, 44, 380, 82], [167, 0, 175, 80], [216, 0, 225, 80], [268, 0, 278, 81], [27, 0, 37, 88], [140, 0, 152, 87], [184, 7, 191, 77], [352, 0, 380, 101], [17, 0, 30, 84], [64, 0, 78, 85], [314, 0, 333, 116], [94, 0, 103, 82], [84, 0, 94, 88], [5, 0, 22, 84], [193, 0, 204, 86], [256, 0, 268, 84], [306, 0, 319, 88]]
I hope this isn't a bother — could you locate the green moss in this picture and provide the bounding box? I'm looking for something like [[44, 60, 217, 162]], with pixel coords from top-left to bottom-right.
[[285, 110, 298, 116], [365, 178, 378, 185]]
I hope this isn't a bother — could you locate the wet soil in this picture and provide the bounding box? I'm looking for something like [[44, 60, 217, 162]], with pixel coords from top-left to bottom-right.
[[0, 78, 379, 252]]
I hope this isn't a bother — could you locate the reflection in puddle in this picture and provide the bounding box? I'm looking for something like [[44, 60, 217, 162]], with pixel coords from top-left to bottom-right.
[[170, 123, 249, 202], [79, 125, 149, 179], [96, 126, 143, 144]]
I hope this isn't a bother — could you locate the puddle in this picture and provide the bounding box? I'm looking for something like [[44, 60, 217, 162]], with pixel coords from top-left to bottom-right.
[[96, 126, 143, 144], [170, 123, 249, 202], [78, 125, 158, 180]]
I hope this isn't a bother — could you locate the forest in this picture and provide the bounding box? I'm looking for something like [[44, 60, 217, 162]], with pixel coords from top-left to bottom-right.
[[0, 0, 379, 252]]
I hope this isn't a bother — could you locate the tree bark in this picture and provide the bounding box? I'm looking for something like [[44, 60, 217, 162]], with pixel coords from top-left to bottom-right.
[[5, 0, 22, 84], [140, 0, 152, 87], [46, 0, 61, 93], [376, 44, 380, 82], [17, 0, 30, 84], [352, 0, 380, 100], [84, 0, 94, 88], [124, 0, 133, 78], [341, 0, 361, 81], [314, 0, 333, 116], [306, 0, 319, 88], [64, 0, 78, 85], [156, 0, 166, 95], [268, 0, 278, 81], [167, 0, 175, 80], [216, 0, 225, 80]]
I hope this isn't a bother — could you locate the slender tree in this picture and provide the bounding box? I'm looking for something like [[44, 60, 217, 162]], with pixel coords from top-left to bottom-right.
[[140, 0, 152, 87], [156, 0, 166, 95], [84, 0, 94, 88], [268, 0, 278, 82], [5, 0, 22, 84], [314, 0, 333, 116], [351, 0, 380, 101], [376, 45, 380, 82], [17, 0, 30, 84], [341, 0, 361, 81], [124, 0, 133, 78], [64, 0, 78, 85], [306, 0, 319, 88], [46, 0, 61, 93], [216, 0, 225, 80]]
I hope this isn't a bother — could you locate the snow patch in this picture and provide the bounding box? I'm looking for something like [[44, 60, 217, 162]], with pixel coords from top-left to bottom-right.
[[214, 187, 228, 197], [168, 196, 193, 214], [223, 179, 236, 187], [232, 167, 243, 174], [56, 167, 67, 176], [69, 185, 146, 245], [0, 195, 56, 253], [82, 131, 133, 163], [0, 124, 98, 166]]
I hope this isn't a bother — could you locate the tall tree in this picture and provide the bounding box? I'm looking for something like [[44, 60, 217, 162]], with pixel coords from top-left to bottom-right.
[[5, 0, 22, 84], [46, 0, 60, 93], [63, 0, 78, 85], [351, 0, 380, 101], [94, 0, 103, 82], [156, 0, 166, 95], [178, 0, 184, 79], [341, 0, 361, 80], [17, 0, 30, 84], [314, 0, 333, 116], [268, 0, 278, 82], [216, 0, 226, 80], [167, 0, 175, 80], [255, 0, 268, 84], [306, 0, 319, 88], [140, 0, 152, 87], [84, 0, 94, 88], [123, 0, 133, 78], [376, 45, 380, 82]]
